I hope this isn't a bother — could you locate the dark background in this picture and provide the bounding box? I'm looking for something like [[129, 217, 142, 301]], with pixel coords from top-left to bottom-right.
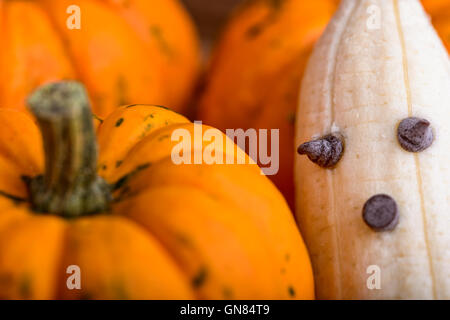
[[182, 0, 243, 48]]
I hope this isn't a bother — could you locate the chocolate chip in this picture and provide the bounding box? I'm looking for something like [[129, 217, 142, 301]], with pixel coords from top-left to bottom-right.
[[297, 133, 344, 168], [362, 194, 399, 232], [397, 117, 434, 152]]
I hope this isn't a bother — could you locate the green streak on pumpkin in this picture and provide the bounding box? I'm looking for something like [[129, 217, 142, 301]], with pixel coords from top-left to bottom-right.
[[223, 287, 234, 299], [175, 233, 193, 247], [126, 104, 169, 110], [113, 186, 133, 203], [113, 163, 152, 191], [286, 112, 296, 126], [138, 123, 154, 139], [192, 267, 208, 289], [154, 105, 170, 111], [19, 274, 32, 299], [288, 286, 296, 298], [111, 280, 129, 300], [150, 25, 175, 59], [144, 114, 155, 121], [158, 134, 170, 142], [245, 0, 286, 38], [0, 190, 26, 204], [93, 113, 104, 124], [117, 77, 128, 106], [80, 292, 94, 300], [115, 118, 124, 127]]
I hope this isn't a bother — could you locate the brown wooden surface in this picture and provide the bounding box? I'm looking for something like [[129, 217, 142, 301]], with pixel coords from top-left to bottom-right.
[[182, 0, 243, 47]]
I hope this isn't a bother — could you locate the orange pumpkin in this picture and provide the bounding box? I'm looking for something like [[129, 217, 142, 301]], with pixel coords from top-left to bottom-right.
[[0, 81, 313, 299], [0, 0, 200, 117], [422, 0, 450, 51], [198, 0, 338, 209]]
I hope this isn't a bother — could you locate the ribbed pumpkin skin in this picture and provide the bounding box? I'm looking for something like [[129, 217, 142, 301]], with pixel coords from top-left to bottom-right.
[[0, 105, 313, 300], [0, 0, 200, 117], [197, 0, 338, 209]]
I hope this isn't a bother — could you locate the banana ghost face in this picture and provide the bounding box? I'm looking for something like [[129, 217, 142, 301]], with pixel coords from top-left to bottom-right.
[[295, 0, 450, 299]]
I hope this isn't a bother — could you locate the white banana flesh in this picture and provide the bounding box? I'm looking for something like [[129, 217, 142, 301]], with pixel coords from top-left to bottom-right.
[[295, 0, 450, 299]]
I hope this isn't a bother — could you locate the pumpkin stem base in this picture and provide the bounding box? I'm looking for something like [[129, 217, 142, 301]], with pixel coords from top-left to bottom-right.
[[28, 175, 112, 218]]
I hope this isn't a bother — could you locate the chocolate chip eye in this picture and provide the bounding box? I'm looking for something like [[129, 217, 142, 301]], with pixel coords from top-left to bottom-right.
[[362, 194, 399, 232], [397, 117, 434, 152], [297, 133, 344, 168]]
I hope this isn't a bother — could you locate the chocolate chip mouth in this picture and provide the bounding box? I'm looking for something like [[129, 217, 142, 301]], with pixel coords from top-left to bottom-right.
[[362, 194, 399, 232]]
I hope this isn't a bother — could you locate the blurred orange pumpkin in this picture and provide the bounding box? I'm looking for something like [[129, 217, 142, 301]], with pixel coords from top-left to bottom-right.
[[198, 0, 338, 209], [0, 0, 200, 117], [422, 0, 450, 51]]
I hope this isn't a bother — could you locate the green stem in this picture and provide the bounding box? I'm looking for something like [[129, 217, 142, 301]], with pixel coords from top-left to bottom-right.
[[27, 81, 111, 217]]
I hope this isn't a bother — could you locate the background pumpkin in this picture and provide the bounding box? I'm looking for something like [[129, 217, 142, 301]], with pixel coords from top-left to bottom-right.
[[422, 0, 450, 51], [196, 0, 450, 210], [197, 0, 338, 209], [0, 81, 313, 299], [0, 0, 200, 117]]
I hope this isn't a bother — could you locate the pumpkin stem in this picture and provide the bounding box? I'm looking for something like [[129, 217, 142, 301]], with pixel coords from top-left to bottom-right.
[[27, 81, 112, 217]]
